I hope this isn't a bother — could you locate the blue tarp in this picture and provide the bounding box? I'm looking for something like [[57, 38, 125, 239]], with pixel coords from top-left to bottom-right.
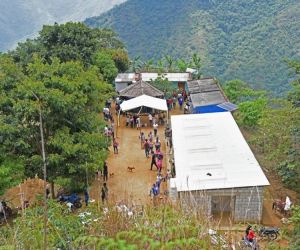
[[193, 104, 227, 114]]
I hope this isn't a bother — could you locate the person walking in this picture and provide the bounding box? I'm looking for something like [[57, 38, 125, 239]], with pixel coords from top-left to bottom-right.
[[148, 113, 153, 126], [130, 116, 134, 128], [84, 188, 89, 206], [178, 97, 183, 110], [157, 158, 163, 173], [140, 132, 146, 149], [148, 131, 153, 142], [149, 183, 159, 197], [155, 137, 161, 151], [153, 122, 158, 137], [103, 161, 108, 181], [113, 138, 119, 154], [126, 115, 130, 127], [149, 140, 153, 152], [144, 139, 150, 158], [136, 116, 141, 129], [101, 183, 108, 204], [150, 151, 157, 170], [110, 123, 115, 139]]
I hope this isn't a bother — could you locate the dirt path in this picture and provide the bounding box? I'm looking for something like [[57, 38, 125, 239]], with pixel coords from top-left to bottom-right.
[[89, 112, 172, 206]]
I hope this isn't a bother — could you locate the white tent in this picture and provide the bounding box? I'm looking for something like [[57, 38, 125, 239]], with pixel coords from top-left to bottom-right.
[[118, 94, 168, 126], [120, 94, 168, 111]]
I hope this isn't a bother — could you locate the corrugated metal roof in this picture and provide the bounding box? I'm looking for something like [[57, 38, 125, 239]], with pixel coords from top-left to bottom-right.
[[119, 80, 164, 98], [187, 78, 227, 107], [170, 113, 270, 192], [190, 92, 226, 107], [217, 102, 238, 112]]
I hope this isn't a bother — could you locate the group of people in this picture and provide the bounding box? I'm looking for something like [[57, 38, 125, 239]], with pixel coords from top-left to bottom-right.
[[165, 90, 192, 114], [126, 114, 141, 129], [149, 170, 171, 198], [125, 112, 165, 129]]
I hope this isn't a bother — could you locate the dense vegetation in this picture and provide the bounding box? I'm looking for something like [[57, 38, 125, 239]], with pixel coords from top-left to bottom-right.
[[222, 60, 300, 193], [0, 22, 129, 195], [85, 0, 300, 95], [222, 61, 300, 249], [0, 201, 217, 249]]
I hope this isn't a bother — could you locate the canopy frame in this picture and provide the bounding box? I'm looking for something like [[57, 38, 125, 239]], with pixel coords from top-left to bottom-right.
[[118, 95, 168, 126]]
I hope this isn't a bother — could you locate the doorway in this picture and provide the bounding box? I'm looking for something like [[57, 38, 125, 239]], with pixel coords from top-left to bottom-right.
[[211, 195, 235, 224]]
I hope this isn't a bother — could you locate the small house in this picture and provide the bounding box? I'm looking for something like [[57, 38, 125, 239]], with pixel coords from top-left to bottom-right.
[[169, 112, 269, 222], [141, 72, 191, 90], [187, 78, 237, 113]]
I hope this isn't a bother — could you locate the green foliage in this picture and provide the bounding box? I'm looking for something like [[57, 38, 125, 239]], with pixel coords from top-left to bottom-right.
[[92, 50, 118, 83], [176, 59, 188, 72], [10, 22, 127, 75], [287, 60, 300, 106], [149, 75, 175, 98], [0, 200, 86, 249], [39, 23, 123, 66], [110, 49, 130, 72], [237, 98, 267, 127], [190, 53, 202, 79], [0, 157, 24, 195], [0, 203, 214, 249], [250, 99, 300, 191], [288, 206, 300, 249], [0, 53, 112, 193], [0, 22, 127, 193], [223, 79, 266, 104], [86, 0, 300, 94], [224, 79, 267, 127]]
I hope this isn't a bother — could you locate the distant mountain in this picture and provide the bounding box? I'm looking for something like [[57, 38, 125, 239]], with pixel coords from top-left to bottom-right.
[[85, 0, 300, 94], [0, 0, 126, 51]]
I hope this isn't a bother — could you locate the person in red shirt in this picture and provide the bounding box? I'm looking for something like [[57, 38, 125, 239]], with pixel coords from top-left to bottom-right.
[[246, 225, 255, 242]]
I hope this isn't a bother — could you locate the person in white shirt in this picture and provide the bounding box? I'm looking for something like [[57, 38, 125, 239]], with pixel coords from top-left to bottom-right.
[[148, 113, 153, 126], [153, 122, 158, 137], [104, 126, 109, 136], [136, 116, 141, 129]]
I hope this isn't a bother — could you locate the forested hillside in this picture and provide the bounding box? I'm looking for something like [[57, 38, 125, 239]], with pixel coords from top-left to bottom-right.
[[86, 0, 300, 95], [0, 0, 126, 52]]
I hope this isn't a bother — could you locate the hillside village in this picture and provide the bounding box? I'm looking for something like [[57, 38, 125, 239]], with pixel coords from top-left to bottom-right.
[[0, 20, 299, 249]]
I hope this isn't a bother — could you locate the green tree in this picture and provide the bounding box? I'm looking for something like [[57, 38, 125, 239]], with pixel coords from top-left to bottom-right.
[[190, 54, 202, 79], [223, 79, 266, 104], [0, 157, 24, 195], [287, 59, 300, 107], [237, 98, 267, 127], [149, 74, 174, 98], [164, 55, 174, 72], [92, 51, 118, 83], [110, 49, 129, 72], [10, 23, 125, 69], [176, 59, 188, 72], [0, 55, 113, 193], [156, 59, 165, 73], [129, 56, 142, 73]]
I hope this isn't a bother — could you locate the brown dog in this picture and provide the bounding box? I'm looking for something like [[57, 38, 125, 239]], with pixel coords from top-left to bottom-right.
[[127, 166, 135, 172], [109, 173, 114, 177]]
